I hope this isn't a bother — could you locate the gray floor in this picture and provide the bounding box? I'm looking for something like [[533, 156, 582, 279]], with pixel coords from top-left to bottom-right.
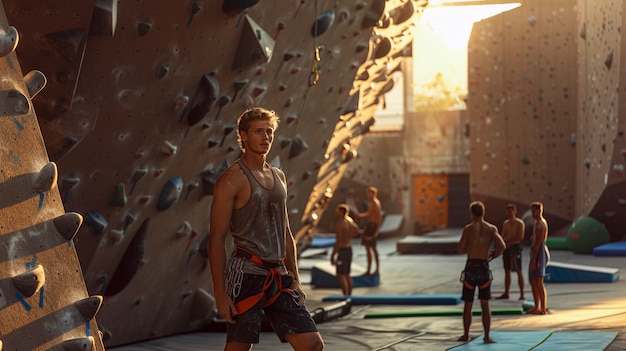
[[110, 235, 626, 350]]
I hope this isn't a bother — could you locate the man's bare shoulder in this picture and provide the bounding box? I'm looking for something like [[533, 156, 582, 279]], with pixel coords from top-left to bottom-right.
[[215, 163, 246, 190]]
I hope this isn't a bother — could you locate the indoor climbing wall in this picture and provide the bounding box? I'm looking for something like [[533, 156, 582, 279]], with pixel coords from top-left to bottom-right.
[[578, 0, 626, 241], [0, 3, 105, 350], [0, 0, 426, 347], [467, 0, 579, 232]]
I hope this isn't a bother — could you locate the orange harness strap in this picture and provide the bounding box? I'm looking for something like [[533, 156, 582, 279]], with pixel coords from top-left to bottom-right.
[[232, 248, 294, 316]]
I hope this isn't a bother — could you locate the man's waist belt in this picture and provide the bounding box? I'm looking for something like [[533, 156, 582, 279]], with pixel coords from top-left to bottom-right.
[[230, 247, 291, 316], [234, 248, 283, 268]]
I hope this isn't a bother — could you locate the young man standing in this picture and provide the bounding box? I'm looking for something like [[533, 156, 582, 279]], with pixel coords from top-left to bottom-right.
[[355, 186, 382, 276], [457, 201, 506, 343], [495, 204, 526, 300], [528, 201, 550, 315], [208, 107, 324, 351], [330, 204, 359, 295]]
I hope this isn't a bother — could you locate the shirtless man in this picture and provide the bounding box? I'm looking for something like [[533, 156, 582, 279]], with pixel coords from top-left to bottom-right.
[[208, 107, 323, 351], [330, 204, 359, 295], [355, 186, 383, 276], [495, 204, 525, 300], [528, 201, 550, 315], [457, 201, 506, 343]]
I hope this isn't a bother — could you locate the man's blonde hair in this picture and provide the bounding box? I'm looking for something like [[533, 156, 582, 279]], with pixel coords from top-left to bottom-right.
[[236, 107, 280, 149]]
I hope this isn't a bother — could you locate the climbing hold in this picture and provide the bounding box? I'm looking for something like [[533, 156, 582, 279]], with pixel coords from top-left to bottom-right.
[[190, 288, 217, 322], [137, 21, 152, 36], [185, 181, 199, 199], [232, 15, 275, 71], [613, 164, 624, 177], [207, 139, 219, 148], [0, 89, 29, 116], [288, 135, 309, 159], [274, 53, 295, 79], [274, 22, 285, 40], [388, 0, 414, 25], [44, 28, 86, 62], [175, 95, 190, 113], [156, 64, 169, 79], [379, 79, 395, 95], [286, 114, 298, 124], [32, 162, 58, 193], [177, 221, 192, 238], [61, 176, 80, 202], [343, 91, 360, 114], [311, 10, 335, 37], [129, 167, 148, 194], [374, 37, 392, 59], [24, 70, 47, 98], [74, 295, 103, 321], [580, 23, 587, 39], [337, 9, 350, 23], [12, 265, 45, 297], [124, 213, 136, 228], [521, 155, 530, 165], [108, 183, 127, 207], [186, 74, 220, 126], [528, 16, 536, 25], [161, 140, 178, 155], [110, 229, 124, 243], [605, 52, 613, 69], [284, 97, 293, 108], [61, 336, 95, 351], [156, 176, 184, 211], [85, 210, 109, 234], [187, 1, 203, 27], [279, 137, 291, 149], [302, 170, 312, 180], [201, 162, 227, 196], [222, 0, 261, 16], [90, 0, 118, 36], [53, 212, 83, 241], [220, 126, 235, 147], [214, 95, 231, 120], [361, 0, 385, 28], [253, 87, 266, 97], [232, 79, 248, 101], [0, 25, 18, 58]]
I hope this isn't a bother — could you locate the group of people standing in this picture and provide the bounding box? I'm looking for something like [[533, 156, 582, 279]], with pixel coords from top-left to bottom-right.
[[457, 201, 550, 343], [206, 106, 552, 350]]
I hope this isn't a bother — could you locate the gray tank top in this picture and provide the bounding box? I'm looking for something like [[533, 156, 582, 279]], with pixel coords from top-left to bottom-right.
[[230, 159, 288, 272]]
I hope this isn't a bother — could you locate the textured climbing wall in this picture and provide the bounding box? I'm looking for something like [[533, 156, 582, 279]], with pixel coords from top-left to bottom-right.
[[0, 0, 426, 347], [579, 0, 626, 240], [0, 2, 105, 350], [467, 0, 579, 230]]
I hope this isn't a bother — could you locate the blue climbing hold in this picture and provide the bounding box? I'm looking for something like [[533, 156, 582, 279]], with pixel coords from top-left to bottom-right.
[[157, 176, 184, 211], [85, 210, 109, 235], [311, 10, 335, 37]]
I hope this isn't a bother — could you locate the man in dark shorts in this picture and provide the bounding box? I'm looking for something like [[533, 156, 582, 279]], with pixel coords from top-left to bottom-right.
[[457, 201, 506, 344], [355, 186, 382, 276], [331, 204, 359, 295], [209, 107, 323, 350], [495, 204, 526, 300]]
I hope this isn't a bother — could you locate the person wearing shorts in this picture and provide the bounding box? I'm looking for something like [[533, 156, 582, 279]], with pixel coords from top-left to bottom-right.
[[331, 204, 359, 295], [355, 187, 382, 276], [495, 204, 526, 300], [528, 201, 550, 315], [209, 107, 323, 351], [457, 201, 506, 344]]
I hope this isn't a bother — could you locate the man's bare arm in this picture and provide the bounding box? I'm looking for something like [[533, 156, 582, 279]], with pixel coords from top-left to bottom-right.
[[208, 171, 238, 323]]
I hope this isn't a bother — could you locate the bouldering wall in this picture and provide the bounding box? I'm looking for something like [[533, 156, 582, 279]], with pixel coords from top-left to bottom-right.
[[579, 0, 626, 241], [0, 1, 106, 349], [467, 0, 579, 232], [468, 0, 626, 240], [0, 0, 426, 347]]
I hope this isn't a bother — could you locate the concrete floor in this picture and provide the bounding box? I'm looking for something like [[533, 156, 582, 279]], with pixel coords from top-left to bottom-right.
[[110, 234, 626, 350]]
